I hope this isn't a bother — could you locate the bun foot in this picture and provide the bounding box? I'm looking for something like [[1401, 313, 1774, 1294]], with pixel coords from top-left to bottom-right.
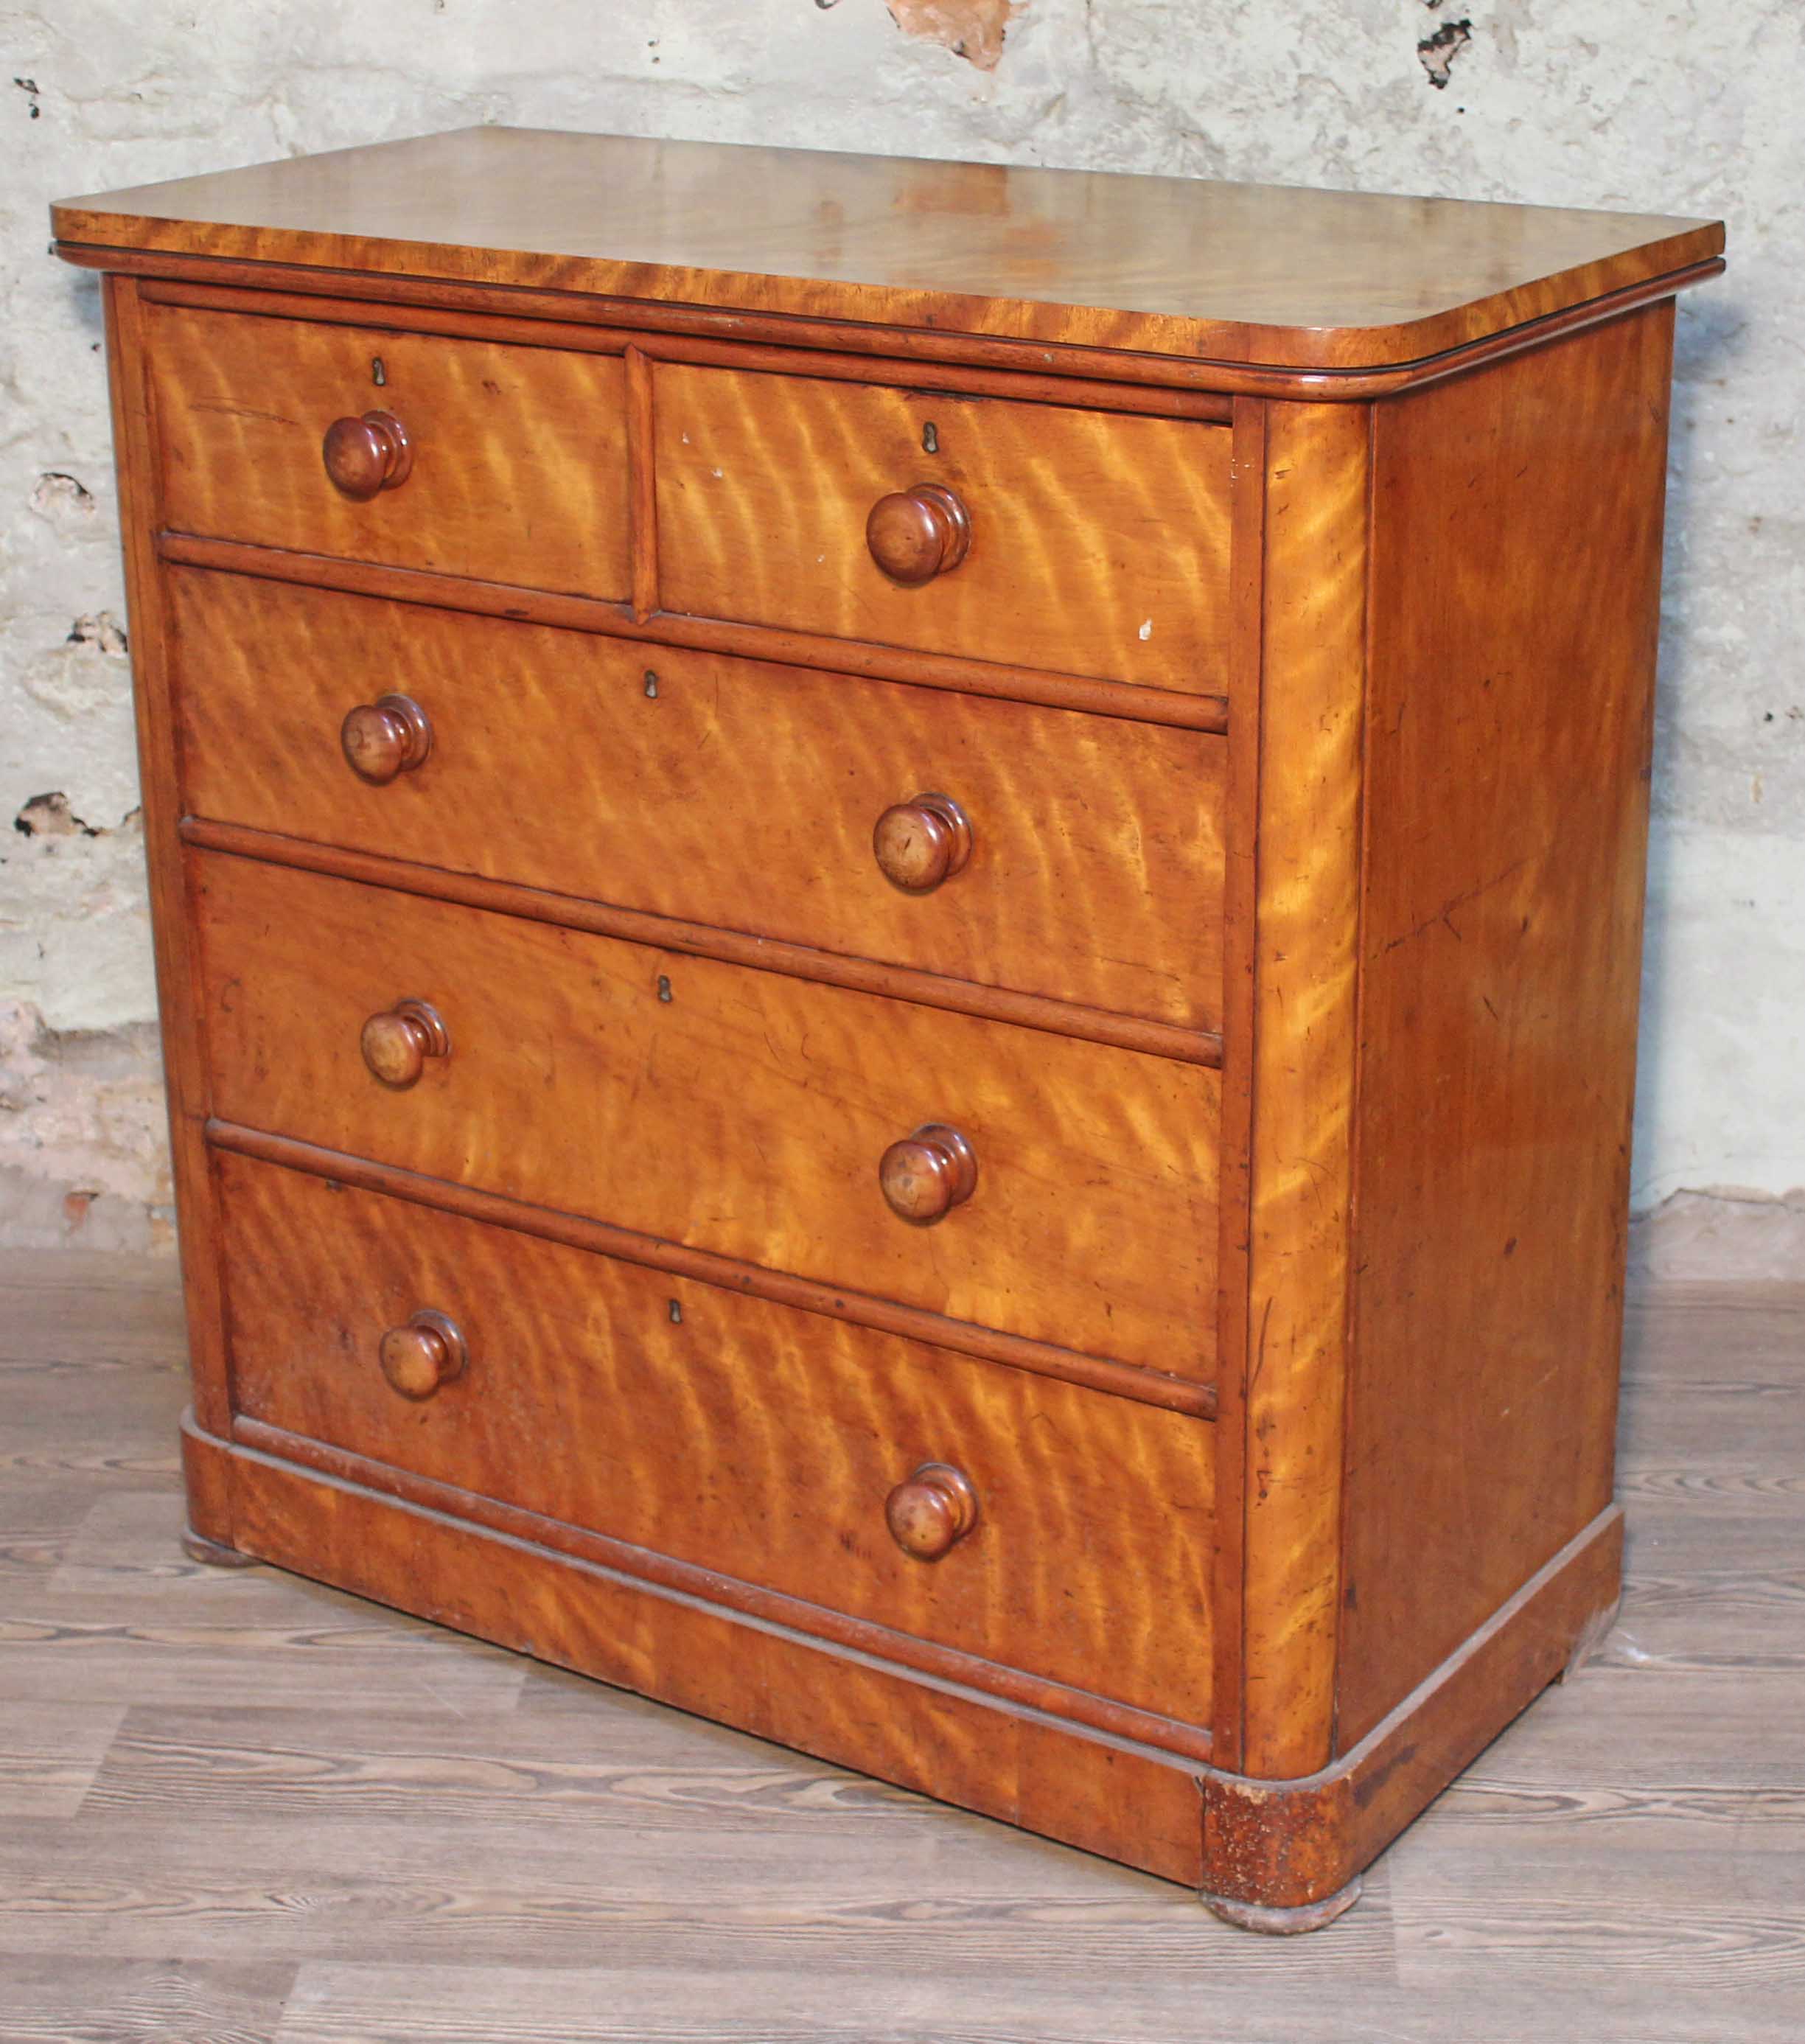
[[1201, 1874, 1364, 1935], [181, 1526, 257, 1569]]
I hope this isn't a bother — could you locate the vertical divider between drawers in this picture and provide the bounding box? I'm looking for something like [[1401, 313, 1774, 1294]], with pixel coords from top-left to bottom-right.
[[626, 345, 659, 622]]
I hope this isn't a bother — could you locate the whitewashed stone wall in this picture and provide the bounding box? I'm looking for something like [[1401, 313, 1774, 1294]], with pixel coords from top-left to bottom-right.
[[1, 0, 1798, 1259]]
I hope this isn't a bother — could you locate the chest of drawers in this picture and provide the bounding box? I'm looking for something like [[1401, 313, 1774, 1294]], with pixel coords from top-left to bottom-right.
[[55, 130, 1723, 1931]]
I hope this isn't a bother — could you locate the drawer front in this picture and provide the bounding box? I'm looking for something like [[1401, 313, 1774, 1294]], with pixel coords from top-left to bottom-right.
[[147, 304, 630, 599], [195, 854, 1219, 1378], [217, 1153, 1215, 1728], [170, 570, 1227, 1033], [654, 364, 1232, 694]]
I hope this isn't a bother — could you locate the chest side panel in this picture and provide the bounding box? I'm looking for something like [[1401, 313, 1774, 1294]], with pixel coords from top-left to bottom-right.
[[1337, 304, 1675, 1749]]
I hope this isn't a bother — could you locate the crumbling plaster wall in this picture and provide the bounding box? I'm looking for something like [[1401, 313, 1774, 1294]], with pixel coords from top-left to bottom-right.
[[1, 0, 1798, 1261]]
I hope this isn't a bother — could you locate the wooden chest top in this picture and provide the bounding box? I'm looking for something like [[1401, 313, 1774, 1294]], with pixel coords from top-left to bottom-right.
[[52, 125, 1722, 371]]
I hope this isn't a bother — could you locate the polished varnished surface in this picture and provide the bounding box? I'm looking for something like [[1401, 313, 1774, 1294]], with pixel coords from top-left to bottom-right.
[[147, 301, 632, 598], [164, 570, 1229, 1033], [190, 852, 1221, 1377], [54, 126, 1722, 369], [216, 1157, 1215, 1727], [6, 1253, 1801, 2037], [1235, 400, 1369, 1781], [1336, 306, 1676, 1751], [652, 362, 1233, 692], [70, 145, 1722, 1926]]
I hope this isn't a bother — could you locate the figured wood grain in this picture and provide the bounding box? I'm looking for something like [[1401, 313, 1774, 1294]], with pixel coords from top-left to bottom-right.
[[214, 1153, 1215, 1732], [203, 1123, 1215, 1418], [1207, 394, 1270, 1777], [164, 568, 1229, 1033], [158, 531, 1230, 733], [62, 243, 1726, 408], [1335, 304, 1678, 1751], [133, 276, 1235, 420], [145, 300, 631, 599], [56, 135, 1728, 1933], [235, 1407, 1216, 1762], [1237, 400, 1369, 1780], [191, 851, 1221, 1377], [181, 1417, 1211, 1888], [181, 817, 1222, 1072], [52, 127, 1724, 371], [653, 361, 1232, 694]]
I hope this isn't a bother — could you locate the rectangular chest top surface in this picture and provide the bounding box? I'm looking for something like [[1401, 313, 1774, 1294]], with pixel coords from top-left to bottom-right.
[[55, 126, 1721, 372]]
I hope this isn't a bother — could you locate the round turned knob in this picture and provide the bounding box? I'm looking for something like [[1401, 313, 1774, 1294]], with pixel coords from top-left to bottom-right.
[[879, 1122, 977, 1225], [360, 998, 450, 1089], [866, 484, 971, 585], [341, 694, 433, 784], [322, 409, 413, 500], [873, 792, 972, 893], [886, 1462, 979, 1561], [378, 1308, 467, 1400]]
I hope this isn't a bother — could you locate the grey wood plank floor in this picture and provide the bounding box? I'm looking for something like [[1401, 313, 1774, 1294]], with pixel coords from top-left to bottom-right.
[[0, 1252, 1799, 2042]]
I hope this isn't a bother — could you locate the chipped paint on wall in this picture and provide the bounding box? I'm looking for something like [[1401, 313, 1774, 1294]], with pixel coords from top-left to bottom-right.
[[1417, 14, 1473, 91]]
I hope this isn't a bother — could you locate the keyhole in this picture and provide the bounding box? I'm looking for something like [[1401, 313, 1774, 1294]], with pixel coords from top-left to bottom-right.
[[922, 421, 938, 455]]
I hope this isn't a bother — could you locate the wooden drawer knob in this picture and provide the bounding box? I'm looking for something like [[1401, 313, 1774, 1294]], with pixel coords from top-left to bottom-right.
[[879, 1123, 977, 1224], [378, 1308, 466, 1400], [866, 484, 971, 585], [360, 998, 450, 1089], [873, 792, 971, 893], [323, 409, 413, 500], [341, 694, 432, 784], [886, 1462, 978, 1561]]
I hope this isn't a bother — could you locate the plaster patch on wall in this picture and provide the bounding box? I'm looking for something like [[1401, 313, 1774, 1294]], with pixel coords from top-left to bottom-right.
[[884, 0, 1020, 71], [29, 472, 97, 532]]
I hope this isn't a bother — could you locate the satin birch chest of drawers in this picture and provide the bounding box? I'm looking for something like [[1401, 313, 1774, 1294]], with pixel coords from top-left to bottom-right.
[[55, 130, 1724, 1930]]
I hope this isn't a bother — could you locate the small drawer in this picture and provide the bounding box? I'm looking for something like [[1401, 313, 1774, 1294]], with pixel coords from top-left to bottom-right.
[[193, 853, 1220, 1378], [168, 569, 1228, 1033], [654, 364, 1233, 694], [146, 302, 630, 599], [217, 1152, 1216, 1729]]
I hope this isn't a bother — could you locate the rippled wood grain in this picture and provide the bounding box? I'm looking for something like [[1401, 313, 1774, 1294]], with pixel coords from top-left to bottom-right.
[[147, 301, 632, 600], [191, 852, 1221, 1376], [167, 569, 1227, 1032]]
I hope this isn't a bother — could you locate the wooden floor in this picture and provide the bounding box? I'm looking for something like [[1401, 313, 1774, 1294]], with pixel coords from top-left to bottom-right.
[[1, 1254, 1801, 2043]]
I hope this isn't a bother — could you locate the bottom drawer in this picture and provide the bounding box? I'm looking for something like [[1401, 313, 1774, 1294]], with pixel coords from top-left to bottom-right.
[[216, 1152, 1215, 1732]]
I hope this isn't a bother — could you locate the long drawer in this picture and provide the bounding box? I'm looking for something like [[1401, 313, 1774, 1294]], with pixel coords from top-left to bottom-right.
[[146, 303, 631, 599], [217, 1152, 1216, 1729], [167, 568, 1228, 1033], [193, 852, 1220, 1378], [654, 363, 1233, 694]]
